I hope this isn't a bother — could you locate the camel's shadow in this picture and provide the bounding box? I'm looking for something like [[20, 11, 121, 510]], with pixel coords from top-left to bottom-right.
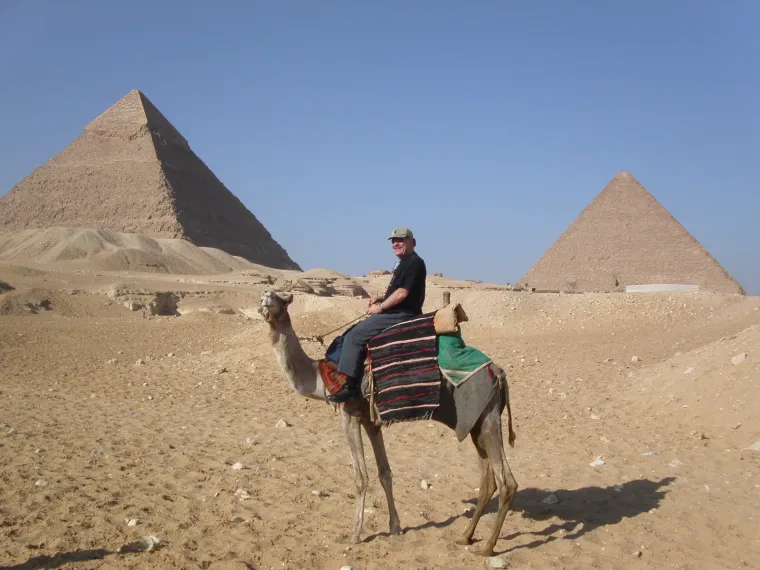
[[465, 477, 675, 553], [365, 478, 674, 547]]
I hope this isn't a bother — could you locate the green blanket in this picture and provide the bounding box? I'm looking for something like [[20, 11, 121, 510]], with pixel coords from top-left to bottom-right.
[[437, 329, 492, 386]]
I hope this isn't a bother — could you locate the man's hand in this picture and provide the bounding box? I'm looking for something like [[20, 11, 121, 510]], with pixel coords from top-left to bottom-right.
[[366, 303, 383, 316], [367, 295, 383, 309]]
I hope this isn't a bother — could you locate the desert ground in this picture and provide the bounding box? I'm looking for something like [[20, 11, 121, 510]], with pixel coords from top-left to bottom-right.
[[1, 229, 759, 570]]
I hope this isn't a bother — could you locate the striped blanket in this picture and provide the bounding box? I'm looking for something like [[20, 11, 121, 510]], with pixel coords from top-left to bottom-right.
[[367, 312, 441, 423]]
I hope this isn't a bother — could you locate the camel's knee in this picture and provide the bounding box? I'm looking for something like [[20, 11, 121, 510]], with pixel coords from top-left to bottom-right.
[[354, 473, 369, 493], [377, 468, 393, 488], [498, 473, 518, 505]]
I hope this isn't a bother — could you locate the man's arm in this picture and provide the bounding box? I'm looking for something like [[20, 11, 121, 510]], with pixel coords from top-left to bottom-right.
[[367, 288, 409, 315]]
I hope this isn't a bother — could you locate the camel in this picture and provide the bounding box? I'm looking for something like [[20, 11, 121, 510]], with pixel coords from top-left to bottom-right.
[[258, 290, 518, 557]]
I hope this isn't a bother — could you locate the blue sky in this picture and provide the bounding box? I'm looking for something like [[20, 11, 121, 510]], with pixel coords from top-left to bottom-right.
[[1, 1, 758, 294]]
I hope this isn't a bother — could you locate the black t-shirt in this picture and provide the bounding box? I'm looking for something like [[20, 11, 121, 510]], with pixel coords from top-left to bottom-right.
[[384, 252, 426, 315]]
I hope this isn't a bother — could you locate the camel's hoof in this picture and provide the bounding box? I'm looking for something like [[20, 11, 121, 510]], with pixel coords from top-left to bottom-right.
[[389, 526, 403, 536], [454, 536, 473, 546]]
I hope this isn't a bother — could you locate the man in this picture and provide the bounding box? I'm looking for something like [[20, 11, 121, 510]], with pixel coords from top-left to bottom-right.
[[327, 227, 427, 403]]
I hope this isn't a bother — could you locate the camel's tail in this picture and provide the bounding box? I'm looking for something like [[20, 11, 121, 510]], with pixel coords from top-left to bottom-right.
[[500, 371, 516, 448]]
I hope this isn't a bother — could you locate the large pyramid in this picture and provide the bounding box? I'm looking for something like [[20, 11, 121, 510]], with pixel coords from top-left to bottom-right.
[[0, 90, 300, 270], [519, 172, 744, 294]]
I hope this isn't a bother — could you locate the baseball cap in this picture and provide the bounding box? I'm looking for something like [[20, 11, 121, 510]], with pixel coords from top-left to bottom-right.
[[388, 227, 414, 240]]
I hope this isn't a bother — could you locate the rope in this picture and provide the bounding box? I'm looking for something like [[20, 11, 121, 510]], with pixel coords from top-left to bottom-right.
[[298, 313, 366, 346]]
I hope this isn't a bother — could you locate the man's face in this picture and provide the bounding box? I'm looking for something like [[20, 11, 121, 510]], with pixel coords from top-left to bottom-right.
[[391, 237, 413, 258]]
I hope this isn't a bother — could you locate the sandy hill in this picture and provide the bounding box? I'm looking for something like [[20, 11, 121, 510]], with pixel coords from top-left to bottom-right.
[[0, 227, 261, 275]]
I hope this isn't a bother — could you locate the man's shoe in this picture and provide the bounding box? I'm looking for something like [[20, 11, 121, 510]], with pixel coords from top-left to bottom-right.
[[326, 382, 360, 403]]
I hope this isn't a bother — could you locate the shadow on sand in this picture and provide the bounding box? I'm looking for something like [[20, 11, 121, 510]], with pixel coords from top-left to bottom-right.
[[464, 477, 676, 554], [0, 549, 112, 570], [365, 477, 674, 550]]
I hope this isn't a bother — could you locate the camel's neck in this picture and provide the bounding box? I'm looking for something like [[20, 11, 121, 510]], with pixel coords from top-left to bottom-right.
[[267, 314, 326, 401]]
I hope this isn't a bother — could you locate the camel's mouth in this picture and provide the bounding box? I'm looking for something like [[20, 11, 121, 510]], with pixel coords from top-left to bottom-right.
[[258, 305, 276, 322], [259, 291, 291, 323]]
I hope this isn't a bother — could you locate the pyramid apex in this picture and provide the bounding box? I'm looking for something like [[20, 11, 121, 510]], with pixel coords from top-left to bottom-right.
[[84, 90, 150, 137]]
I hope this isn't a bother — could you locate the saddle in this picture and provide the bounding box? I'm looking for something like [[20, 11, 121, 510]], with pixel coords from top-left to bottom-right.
[[318, 310, 465, 423]]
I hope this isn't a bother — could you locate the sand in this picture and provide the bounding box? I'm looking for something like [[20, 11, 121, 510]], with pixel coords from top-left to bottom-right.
[[1, 231, 759, 570]]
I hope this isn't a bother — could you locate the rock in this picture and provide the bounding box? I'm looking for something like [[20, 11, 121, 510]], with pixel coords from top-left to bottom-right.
[[148, 292, 179, 316], [135, 359, 144, 365], [275, 419, 290, 428], [731, 352, 748, 365], [214, 367, 228, 375], [245, 437, 259, 446], [684, 367, 694, 375], [118, 535, 162, 553], [35, 479, 48, 487], [234, 488, 252, 501], [420, 479, 431, 490], [640, 450, 659, 456], [311, 490, 327, 497], [542, 493, 559, 504], [631, 356, 640, 362], [127, 518, 138, 527], [589, 457, 605, 467], [744, 442, 760, 452], [668, 459, 683, 468], [340, 566, 354, 570], [487, 556, 509, 568], [232, 462, 244, 470]]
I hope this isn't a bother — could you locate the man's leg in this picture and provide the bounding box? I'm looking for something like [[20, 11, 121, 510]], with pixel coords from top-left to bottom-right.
[[328, 313, 412, 402]]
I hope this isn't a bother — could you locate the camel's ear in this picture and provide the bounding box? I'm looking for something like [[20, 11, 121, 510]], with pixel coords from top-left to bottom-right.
[[279, 293, 293, 305]]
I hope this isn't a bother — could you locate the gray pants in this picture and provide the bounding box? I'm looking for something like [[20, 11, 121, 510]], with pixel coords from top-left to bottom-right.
[[337, 312, 415, 379]]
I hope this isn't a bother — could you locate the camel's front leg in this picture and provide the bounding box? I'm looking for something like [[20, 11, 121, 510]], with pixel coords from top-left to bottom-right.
[[341, 408, 368, 544], [363, 423, 402, 535]]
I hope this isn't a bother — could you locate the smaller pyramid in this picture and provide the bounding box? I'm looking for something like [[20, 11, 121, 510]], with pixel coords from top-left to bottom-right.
[[519, 172, 744, 294], [0, 90, 300, 270]]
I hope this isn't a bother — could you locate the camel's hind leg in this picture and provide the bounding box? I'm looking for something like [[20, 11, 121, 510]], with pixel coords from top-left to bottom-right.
[[476, 405, 518, 557], [341, 408, 368, 544], [363, 422, 402, 535], [455, 441, 496, 546]]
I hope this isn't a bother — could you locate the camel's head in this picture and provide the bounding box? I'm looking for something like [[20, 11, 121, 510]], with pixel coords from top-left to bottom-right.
[[258, 290, 293, 323]]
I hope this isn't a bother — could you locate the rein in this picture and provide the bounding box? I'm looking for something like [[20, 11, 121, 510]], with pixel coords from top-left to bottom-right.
[[298, 313, 366, 345]]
